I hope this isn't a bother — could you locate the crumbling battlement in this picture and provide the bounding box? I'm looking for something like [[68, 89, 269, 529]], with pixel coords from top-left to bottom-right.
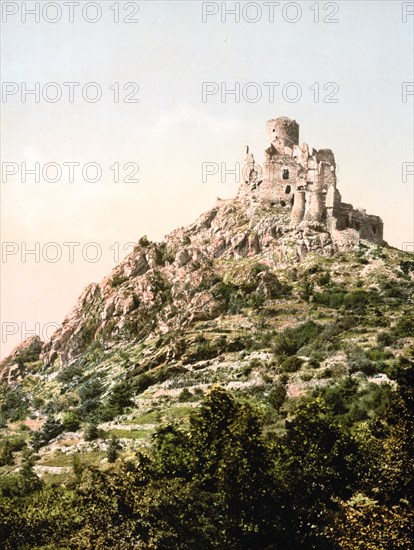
[[239, 116, 384, 245]]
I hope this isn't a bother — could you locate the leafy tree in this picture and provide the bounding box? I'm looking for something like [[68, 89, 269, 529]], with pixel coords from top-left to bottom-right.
[[274, 398, 360, 546], [32, 417, 64, 451], [326, 494, 413, 550]]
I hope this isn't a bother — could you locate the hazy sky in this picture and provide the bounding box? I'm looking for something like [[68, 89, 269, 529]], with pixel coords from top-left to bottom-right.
[[1, 0, 413, 358]]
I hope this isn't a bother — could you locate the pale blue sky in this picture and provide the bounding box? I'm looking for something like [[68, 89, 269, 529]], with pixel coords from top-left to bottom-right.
[[1, 0, 413, 357]]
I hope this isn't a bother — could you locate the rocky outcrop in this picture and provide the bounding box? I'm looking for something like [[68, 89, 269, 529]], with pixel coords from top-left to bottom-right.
[[36, 198, 341, 368], [0, 336, 43, 384]]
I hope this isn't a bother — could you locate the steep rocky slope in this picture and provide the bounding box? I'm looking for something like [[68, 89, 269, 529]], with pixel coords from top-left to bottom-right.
[[0, 195, 413, 484], [40, 199, 337, 367]]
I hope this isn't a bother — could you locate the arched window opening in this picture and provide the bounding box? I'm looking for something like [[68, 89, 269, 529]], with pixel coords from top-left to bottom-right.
[[285, 185, 291, 194], [283, 169, 289, 180]]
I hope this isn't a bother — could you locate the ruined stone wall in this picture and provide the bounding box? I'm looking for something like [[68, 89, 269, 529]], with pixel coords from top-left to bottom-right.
[[239, 117, 384, 245], [335, 204, 383, 242], [261, 155, 304, 204]]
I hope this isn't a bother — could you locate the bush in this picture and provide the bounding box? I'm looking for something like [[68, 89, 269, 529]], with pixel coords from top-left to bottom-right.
[[308, 357, 321, 369], [110, 274, 128, 288], [0, 460, 43, 497], [139, 235, 150, 247], [400, 261, 414, 275], [313, 290, 374, 310], [178, 388, 193, 402], [0, 442, 15, 466], [78, 378, 103, 402], [313, 290, 346, 309], [347, 348, 376, 376], [393, 316, 414, 338], [100, 381, 134, 421], [280, 356, 303, 373], [272, 321, 323, 357], [62, 411, 81, 432], [107, 435, 122, 463], [84, 422, 99, 441], [317, 272, 331, 286], [32, 417, 64, 451], [0, 387, 29, 422], [132, 372, 156, 394], [343, 291, 372, 309], [376, 331, 393, 347], [315, 378, 391, 426], [57, 364, 83, 384], [269, 383, 287, 411]]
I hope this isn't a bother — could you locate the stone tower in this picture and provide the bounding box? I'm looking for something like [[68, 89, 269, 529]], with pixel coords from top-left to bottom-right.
[[266, 117, 300, 153]]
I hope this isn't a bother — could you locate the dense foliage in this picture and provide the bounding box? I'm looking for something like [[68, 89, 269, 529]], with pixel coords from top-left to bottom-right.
[[1, 369, 413, 549]]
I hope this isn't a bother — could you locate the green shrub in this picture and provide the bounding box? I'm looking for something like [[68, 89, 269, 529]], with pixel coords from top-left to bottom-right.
[[57, 364, 83, 384], [101, 381, 134, 420], [315, 377, 391, 426], [83, 422, 99, 441], [268, 383, 287, 411], [272, 321, 323, 357], [132, 372, 155, 394], [0, 387, 29, 422], [178, 388, 193, 402], [280, 356, 303, 373], [313, 289, 375, 310], [393, 316, 414, 338], [317, 272, 331, 286], [400, 260, 414, 275], [347, 348, 377, 375], [78, 378, 103, 402], [308, 357, 321, 369], [32, 417, 64, 451], [62, 411, 81, 432], [0, 442, 15, 466], [107, 435, 122, 463], [110, 274, 128, 287], [0, 460, 43, 497]]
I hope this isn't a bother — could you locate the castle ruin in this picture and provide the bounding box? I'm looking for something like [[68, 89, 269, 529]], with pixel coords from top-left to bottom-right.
[[240, 117, 383, 244]]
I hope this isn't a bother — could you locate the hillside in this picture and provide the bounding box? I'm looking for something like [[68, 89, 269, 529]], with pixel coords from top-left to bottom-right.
[[1, 188, 414, 548]]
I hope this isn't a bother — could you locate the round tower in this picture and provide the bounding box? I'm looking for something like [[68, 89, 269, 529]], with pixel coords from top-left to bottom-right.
[[291, 190, 306, 224], [266, 117, 299, 154]]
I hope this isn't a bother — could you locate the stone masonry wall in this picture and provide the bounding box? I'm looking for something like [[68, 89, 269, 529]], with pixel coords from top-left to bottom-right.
[[240, 117, 384, 245]]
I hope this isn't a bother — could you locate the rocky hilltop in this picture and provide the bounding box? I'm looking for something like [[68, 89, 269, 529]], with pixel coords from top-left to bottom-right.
[[40, 199, 339, 368], [0, 119, 413, 549], [2, 117, 388, 374]]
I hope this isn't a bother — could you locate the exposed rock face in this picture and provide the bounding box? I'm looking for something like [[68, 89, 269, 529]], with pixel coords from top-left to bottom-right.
[[0, 336, 43, 384], [38, 198, 340, 367]]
